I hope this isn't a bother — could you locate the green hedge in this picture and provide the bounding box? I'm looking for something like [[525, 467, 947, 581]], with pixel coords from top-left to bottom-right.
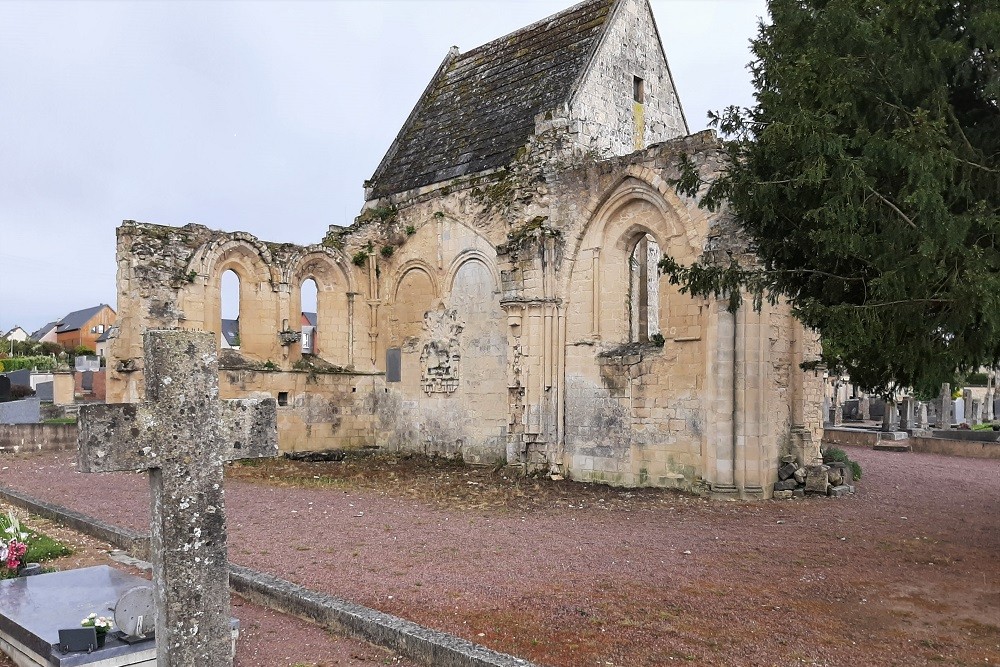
[[0, 356, 56, 372]]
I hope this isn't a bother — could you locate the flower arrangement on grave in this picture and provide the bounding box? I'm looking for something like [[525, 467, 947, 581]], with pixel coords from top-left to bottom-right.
[[81, 613, 114, 637], [0, 509, 29, 573]]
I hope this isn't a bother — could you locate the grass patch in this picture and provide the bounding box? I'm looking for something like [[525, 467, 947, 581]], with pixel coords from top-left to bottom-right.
[[42, 417, 77, 425], [26, 530, 72, 562]]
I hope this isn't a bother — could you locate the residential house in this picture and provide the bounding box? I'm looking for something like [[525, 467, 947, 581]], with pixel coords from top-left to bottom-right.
[[30, 322, 58, 344], [2, 326, 30, 342], [301, 311, 317, 354], [55, 304, 116, 352], [220, 318, 240, 349]]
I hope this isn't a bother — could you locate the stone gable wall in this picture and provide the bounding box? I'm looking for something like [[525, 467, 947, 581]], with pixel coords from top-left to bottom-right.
[[568, 0, 687, 156]]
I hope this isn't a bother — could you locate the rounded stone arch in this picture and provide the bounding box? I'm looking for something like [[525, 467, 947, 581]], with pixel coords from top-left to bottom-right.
[[389, 259, 440, 305], [286, 247, 356, 364], [196, 236, 279, 359], [284, 245, 357, 295], [188, 233, 280, 287], [445, 249, 500, 297]]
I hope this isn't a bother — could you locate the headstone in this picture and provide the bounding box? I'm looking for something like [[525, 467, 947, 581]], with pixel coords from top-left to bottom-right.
[[915, 401, 927, 428], [986, 389, 995, 422], [81, 370, 94, 391], [859, 396, 871, 421], [33, 381, 53, 402], [971, 399, 982, 426], [899, 397, 914, 430], [0, 376, 9, 402], [938, 383, 952, 427], [5, 369, 30, 387], [78, 330, 278, 667], [962, 389, 973, 425], [881, 401, 898, 432]]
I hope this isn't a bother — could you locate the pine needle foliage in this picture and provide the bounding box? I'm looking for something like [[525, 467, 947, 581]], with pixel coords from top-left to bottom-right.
[[665, 0, 1000, 396]]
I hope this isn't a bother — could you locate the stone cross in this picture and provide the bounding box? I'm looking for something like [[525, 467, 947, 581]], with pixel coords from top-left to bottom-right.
[[78, 330, 277, 667]]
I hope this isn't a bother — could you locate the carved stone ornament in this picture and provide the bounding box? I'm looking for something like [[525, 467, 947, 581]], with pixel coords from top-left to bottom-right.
[[420, 305, 463, 394], [278, 330, 302, 346]]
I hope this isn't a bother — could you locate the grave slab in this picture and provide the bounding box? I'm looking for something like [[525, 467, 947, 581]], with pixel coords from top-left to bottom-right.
[[0, 566, 237, 667]]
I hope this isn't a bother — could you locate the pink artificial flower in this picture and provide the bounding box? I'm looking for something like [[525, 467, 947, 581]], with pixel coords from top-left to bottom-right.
[[5, 540, 26, 569]]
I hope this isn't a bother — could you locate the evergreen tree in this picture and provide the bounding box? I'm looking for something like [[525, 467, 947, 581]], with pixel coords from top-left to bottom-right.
[[666, 0, 1000, 396]]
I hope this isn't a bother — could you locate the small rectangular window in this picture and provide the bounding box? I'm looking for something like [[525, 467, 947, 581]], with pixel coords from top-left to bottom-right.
[[277, 391, 289, 406], [633, 76, 645, 104], [386, 348, 401, 383]]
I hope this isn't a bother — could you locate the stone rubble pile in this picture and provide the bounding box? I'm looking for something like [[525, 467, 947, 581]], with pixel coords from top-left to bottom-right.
[[772, 454, 855, 499]]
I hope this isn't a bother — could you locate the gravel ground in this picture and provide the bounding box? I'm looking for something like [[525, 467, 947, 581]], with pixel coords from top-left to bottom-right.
[[0, 446, 997, 667]]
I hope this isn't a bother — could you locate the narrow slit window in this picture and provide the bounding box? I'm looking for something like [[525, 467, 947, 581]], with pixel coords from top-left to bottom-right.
[[633, 76, 645, 104]]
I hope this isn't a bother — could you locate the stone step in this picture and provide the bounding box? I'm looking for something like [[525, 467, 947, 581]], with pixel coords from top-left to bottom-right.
[[874, 440, 911, 452]]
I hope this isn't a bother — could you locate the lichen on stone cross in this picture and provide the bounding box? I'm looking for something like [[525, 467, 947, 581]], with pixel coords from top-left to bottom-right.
[[78, 330, 277, 667]]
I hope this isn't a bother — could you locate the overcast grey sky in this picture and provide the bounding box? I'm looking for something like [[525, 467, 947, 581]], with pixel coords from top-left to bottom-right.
[[0, 0, 767, 335]]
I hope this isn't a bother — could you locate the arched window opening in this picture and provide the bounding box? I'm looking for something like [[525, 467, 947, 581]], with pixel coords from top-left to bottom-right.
[[629, 234, 661, 342], [221, 269, 241, 349], [300, 278, 318, 354]]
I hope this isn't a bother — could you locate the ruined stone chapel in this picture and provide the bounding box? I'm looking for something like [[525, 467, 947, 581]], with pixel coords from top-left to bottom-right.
[[107, 0, 825, 499]]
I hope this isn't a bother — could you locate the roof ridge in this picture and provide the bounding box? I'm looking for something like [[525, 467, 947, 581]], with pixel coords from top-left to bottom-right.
[[459, 0, 613, 59]]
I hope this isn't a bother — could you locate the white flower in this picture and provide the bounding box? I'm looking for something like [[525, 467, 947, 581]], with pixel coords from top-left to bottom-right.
[[0, 545, 7, 561]]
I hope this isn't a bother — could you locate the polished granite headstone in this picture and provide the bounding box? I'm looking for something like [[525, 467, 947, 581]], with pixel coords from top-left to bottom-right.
[[0, 565, 156, 667]]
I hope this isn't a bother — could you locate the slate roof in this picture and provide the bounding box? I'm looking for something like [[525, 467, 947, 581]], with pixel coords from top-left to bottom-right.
[[367, 0, 616, 200], [55, 304, 111, 334], [30, 322, 57, 341], [221, 319, 240, 347], [302, 312, 317, 327], [95, 325, 118, 343]]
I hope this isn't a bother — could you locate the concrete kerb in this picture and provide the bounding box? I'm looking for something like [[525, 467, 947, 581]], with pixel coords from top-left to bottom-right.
[[228, 565, 535, 667], [0, 485, 537, 667]]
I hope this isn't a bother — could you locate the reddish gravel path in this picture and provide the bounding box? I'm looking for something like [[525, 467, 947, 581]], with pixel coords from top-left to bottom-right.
[[1, 446, 997, 667]]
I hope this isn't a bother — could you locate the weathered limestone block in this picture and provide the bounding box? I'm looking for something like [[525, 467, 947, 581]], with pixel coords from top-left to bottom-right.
[[805, 465, 830, 494], [773, 479, 797, 492]]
